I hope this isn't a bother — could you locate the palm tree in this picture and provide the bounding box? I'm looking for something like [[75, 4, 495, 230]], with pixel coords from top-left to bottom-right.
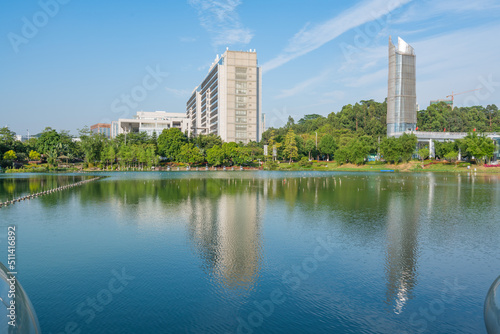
[[46, 149, 58, 167]]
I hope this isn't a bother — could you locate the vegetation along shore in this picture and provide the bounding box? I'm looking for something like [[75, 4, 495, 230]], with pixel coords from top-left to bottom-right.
[[1, 100, 499, 174]]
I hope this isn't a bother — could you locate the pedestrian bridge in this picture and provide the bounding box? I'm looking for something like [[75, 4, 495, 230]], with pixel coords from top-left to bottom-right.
[[391, 131, 500, 159]]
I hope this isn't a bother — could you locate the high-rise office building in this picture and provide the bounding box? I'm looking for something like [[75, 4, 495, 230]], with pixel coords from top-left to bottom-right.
[[387, 37, 417, 136], [187, 50, 263, 143]]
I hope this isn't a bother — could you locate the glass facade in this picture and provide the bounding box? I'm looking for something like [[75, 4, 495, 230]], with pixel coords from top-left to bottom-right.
[[90, 124, 111, 138], [387, 37, 417, 136]]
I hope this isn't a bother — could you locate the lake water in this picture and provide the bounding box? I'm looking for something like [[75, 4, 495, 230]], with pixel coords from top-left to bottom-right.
[[0, 171, 499, 333]]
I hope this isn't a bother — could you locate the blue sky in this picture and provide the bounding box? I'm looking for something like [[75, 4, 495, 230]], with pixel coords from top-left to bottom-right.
[[1, 0, 500, 135]]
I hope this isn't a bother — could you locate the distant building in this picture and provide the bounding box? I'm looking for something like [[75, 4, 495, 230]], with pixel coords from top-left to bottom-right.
[[15, 133, 41, 142], [430, 99, 453, 108], [387, 37, 417, 136], [112, 111, 190, 138], [187, 50, 263, 143], [90, 123, 111, 138]]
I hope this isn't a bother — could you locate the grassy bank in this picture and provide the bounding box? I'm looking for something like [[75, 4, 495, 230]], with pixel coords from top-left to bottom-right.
[[3, 161, 500, 174], [266, 160, 500, 173]]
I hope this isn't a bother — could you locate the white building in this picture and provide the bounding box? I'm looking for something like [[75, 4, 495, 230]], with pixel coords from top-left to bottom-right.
[[187, 50, 263, 143], [111, 111, 190, 138]]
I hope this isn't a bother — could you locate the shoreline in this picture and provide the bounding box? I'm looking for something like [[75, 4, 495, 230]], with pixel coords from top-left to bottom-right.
[[3, 162, 500, 174]]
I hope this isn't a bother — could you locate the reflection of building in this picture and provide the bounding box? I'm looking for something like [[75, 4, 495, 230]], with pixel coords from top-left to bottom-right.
[[387, 36, 417, 136], [384, 186, 420, 314], [90, 123, 111, 138], [188, 183, 263, 290], [187, 50, 263, 143], [111, 111, 190, 138]]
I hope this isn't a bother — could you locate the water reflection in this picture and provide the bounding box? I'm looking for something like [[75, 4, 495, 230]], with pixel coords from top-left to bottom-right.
[[15, 171, 498, 320], [0, 174, 90, 202], [384, 185, 420, 314], [187, 188, 263, 291], [78, 176, 265, 291]]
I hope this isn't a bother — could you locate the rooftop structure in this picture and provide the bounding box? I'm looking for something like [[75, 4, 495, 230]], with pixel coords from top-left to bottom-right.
[[111, 111, 190, 138]]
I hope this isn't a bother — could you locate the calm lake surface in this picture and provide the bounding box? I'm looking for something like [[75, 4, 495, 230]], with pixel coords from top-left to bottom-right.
[[0, 171, 499, 333]]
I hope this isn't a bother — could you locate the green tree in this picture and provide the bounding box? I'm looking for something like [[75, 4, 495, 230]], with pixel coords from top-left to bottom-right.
[[46, 149, 58, 167], [104, 145, 116, 168], [399, 133, 418, 163], [460, 132, 495, 164], [145, 145, 157, 168], [139, 147, 148, 168], [0, 127, 16, 147], [283, 129, 299, 163], [78, 127, 105, 164], [193, 134, 223, 150], [418, 147, 430, 162], [206, 145, 224, 166], [348, 138, 370, 165], [3, 150, 17, 161], [318, 134, 337, 161], [444, 151, 458, 163], [29, 150, 41, 161], [118, 145, 133, 168], [222, 142, 238, 165], [304, 138, 315, 161], [157, 128, 187, 161], [178, 143, 205, 166], [434, 141, 457, 158], [380, 137, 401, 164], [37, 127, 61, 155], [233, 147, 251, 165], [334, 147, 350, 165]]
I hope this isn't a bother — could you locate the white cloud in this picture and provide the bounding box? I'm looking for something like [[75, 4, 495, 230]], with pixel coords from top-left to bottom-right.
[[393, 0, 500, 24], [323, 90, 346, 100], [261, 0, 412, 73], [342, 68, 386, 88], [188, 0, 253, 46], [275, 69, 332, 99]]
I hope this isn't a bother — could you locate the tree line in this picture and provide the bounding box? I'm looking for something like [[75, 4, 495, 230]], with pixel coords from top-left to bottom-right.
[[1, 100, 498, 169]]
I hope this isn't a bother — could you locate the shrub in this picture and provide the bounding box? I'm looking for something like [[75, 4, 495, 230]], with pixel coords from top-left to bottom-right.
[[299, 157, 312, 168], [264, 160, 278, 170]]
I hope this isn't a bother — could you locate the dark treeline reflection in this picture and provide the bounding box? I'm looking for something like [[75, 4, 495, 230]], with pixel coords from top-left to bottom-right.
[[0, 174, 91, 202]]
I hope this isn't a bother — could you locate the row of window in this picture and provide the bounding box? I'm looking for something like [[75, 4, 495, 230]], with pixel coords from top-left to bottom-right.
[[235, 67, 247, 80]]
